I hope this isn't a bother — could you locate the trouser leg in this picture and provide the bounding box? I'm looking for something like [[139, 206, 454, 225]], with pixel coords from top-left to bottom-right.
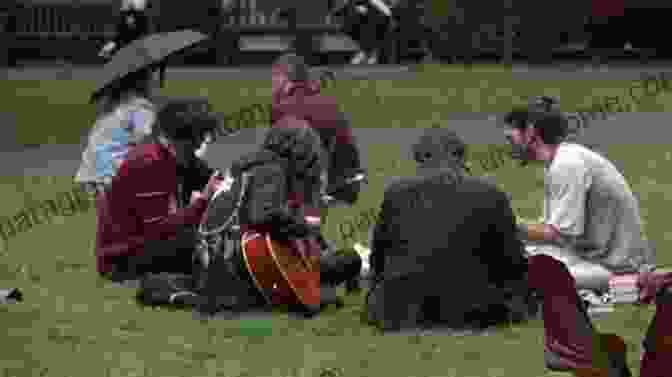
[[366, 276, 423, 330], [525, 244, 614, 292], [122, 227, 198, 278], [320, 251, 362, 286], [640, 293, 672, 377]]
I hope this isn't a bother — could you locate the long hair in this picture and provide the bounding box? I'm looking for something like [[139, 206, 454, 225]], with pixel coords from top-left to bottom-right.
[[503, 108, 569, 145], [154, 98, 218, 143], [263, 117, 324, 201], [91, 68, 154, 110]]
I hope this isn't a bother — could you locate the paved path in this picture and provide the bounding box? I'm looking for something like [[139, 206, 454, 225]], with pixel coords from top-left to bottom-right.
[[1, 111, 670, 179], [4, 62, 672, 82], [2, 64, 672, 179], [1, 65, 416, 82]]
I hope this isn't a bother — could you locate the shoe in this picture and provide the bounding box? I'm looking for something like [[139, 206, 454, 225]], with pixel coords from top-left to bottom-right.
[[572, 333, 631, 377], [345, 278, 361, 293], [351, 51, 367, 65], [0, 288, 22, 303], [366, 52, 379, 65]]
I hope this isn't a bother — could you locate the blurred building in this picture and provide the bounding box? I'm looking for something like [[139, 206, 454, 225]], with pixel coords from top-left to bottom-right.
[[3, 0, 671, 65]]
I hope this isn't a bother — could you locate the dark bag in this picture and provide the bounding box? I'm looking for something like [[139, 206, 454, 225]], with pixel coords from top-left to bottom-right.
[[136, 168, 254, 310], [194, 156, 312, 315], [138, 273, 201, 307], [193, 168, 270, 314]]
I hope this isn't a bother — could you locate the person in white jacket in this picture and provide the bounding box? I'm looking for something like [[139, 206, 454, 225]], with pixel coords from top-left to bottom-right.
[[76, 68, 158, 195], [502, 106, 655, 298]]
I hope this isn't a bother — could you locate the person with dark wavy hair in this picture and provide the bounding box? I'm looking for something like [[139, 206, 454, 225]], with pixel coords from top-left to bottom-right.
[[502, 100, 655, 310]]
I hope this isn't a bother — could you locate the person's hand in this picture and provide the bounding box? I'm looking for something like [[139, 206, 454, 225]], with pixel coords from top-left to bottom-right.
[[190, 190, 207, 205], [202, 172, 226, 199], [638, 270, 672, 304]]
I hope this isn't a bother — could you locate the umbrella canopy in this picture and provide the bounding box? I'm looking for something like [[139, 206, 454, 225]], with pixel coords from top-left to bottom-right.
[[91, 30, 209, 101]]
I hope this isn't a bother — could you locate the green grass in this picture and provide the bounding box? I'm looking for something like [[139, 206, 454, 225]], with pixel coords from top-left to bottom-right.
[[2, 64, 672, 377]]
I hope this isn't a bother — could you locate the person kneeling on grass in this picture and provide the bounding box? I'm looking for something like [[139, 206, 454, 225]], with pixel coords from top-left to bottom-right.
[[528, 254, 672, 377], [95, 100, 225, 281], [501, 105, 656, 309], [365, 127, 538, 331]]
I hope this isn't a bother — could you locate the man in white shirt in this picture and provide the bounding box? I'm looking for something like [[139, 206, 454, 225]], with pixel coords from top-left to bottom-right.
[[502, 107, 655, 293]]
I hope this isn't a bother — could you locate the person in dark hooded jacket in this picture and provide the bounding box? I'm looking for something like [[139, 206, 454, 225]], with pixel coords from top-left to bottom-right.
[[365, 126, 534, 331], [195, 119, 363, 315]]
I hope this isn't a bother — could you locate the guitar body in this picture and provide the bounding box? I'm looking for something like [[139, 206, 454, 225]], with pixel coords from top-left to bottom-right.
[[241, 232, 321, 312]]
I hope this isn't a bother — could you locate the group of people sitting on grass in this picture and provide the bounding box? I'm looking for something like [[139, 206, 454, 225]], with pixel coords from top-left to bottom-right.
[[75, 53, 669, 376]]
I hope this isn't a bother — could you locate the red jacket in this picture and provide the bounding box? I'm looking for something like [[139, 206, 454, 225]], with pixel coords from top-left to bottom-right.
[[95, 143, 208, 274], [272, 83, 361, 204], [272, 84, 354, 149]]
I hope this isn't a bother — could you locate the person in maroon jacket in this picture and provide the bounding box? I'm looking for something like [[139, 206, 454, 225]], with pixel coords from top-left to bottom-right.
[[271, 53, 363, 207], [96, 100, 224, 281]]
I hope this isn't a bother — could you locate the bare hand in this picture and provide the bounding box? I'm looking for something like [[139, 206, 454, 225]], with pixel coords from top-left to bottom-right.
[[202, 172, 226, 198], [638, 270, 672, 304], [190, 190, 206, 205]]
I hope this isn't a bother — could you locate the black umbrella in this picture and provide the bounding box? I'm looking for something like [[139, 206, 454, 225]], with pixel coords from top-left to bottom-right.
[[91, 30, 209, 101]]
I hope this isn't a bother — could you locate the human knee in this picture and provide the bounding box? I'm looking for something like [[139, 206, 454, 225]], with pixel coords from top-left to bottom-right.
[[570, 263, 613, 292]]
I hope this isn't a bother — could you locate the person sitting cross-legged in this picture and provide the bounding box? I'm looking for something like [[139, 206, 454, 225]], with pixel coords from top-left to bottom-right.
[[365, 127, 537, 331], [527, 254, 632, 377], [96, 100, 225, 281]]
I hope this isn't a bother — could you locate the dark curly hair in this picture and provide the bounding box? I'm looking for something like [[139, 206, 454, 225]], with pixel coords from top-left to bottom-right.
[[263, 117, 324, 179], [155, 98, 220, 144], [503, 107, 568, 145]]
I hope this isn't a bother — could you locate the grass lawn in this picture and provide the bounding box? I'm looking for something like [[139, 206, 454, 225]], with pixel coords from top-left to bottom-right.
[[2, 64, 672, 377]]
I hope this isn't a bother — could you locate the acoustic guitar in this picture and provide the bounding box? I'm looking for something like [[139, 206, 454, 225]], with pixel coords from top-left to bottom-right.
[[240, 231, 321, 313]]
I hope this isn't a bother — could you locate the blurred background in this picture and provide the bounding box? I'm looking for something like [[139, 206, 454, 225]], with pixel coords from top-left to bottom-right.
[[0, 0, 669, 66]]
